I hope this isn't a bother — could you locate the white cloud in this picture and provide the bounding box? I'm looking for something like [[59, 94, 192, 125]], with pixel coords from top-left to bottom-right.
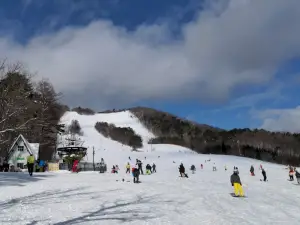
[[257, 106, 300, 133], [1, 0, 300, 109]]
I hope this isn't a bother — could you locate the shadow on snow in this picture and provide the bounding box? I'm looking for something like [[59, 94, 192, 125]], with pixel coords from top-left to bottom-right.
[[0, 172, 53, 187]]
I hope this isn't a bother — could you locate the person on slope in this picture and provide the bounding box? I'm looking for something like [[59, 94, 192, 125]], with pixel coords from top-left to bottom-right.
[[179, 163, 186, 177], [146, 164, 152, 175], [190, 165, 196, 174], [125, 162, 130, 174], [225, 165, 227, 171], [289, 167, 294, 181], [27, 153, 35, 176], [230, 169, 244, 197], [132, 165, 140, 183], [295, 169, 300, 184], [201, 164, 203, 169], [152, 163, 156, 173], [213, 163, 217, 171], [115, 165, 119, 173], [261, 168, 267, 182], [250, 165, 255, 176], [136, 159, 144, 175], [111, 165, 116, 173]]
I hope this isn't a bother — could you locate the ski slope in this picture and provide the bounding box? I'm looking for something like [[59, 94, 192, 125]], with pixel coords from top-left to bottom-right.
[[3, 110, 297, 224], [57, 110, 192, 164], [1, 151, 300, 225]]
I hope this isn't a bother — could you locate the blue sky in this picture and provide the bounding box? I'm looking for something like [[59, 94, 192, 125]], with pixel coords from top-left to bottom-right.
[[0, 0, 300, 131]]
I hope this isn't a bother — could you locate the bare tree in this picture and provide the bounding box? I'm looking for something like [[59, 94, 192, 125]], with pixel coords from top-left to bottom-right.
[[0, 63, 38, 144]]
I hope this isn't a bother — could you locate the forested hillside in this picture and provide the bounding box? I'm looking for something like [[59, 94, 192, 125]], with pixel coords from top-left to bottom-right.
[[130, 107, 300, 166]]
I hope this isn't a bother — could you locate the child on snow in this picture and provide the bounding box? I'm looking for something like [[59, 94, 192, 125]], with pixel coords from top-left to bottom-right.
[[230, 169, 244, 197], [250, 165, 255, 176], [191, 165, 196, 174], [146, 164, 152, 175], [126, 163, 130, 173]]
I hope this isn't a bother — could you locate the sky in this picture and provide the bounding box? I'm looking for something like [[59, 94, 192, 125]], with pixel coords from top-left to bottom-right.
[[0, 0, 300, 132]]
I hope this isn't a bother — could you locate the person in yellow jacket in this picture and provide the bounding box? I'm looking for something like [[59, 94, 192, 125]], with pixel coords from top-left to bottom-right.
[[27, 153, 35, 176], [230, 169, 244, 197], [125, 162, 130, 174]]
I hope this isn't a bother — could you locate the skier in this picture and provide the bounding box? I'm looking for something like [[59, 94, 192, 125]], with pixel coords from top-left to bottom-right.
[[250, 165, 255, 176], [295, 169, 300, 184], [179, 163, 186, 177], [137, 159, 143, 175], [289, 167, 294, 181], [128, 156, 131, 161], [230, 168, 244, 197], [146, 164, 152, 175], [125, 162, 130, 173], [261, 168, 267, 182], [213, 163, 217, 171], [200, 164, 203, 169], [191, 165, 196, 174], [27, 153, 35, 176], [225, 165, 227, 171], [152, 163, 156, 173], [111, 165, 116, 173], [115, 165, 119, 173], [132, 165, 140, 183]]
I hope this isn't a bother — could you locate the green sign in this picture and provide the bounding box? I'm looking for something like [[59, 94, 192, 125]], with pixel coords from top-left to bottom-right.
[[17, 157, 24, 161]]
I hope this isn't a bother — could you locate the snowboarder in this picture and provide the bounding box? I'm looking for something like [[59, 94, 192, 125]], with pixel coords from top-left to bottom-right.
[[261, 168, 267, 182], [146, 164, 152, 175], [250, 165, 255, 176], [152, 163, 156, 173], [201, 164, 203, 169], [132, 165, 140, 183], [125, 162, 130, 173], [295, 169, 300, 184], [179, 163, 186, 177], [230, 169, 244, 197], [289, 167, 294, 181], [191, 165, 196, 174], [27, 153, 35, 176]]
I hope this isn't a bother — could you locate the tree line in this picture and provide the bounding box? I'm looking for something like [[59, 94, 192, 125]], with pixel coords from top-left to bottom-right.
[[130, 107, 300, 166]]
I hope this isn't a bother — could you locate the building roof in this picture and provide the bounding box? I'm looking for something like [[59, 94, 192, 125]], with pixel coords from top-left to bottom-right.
[[8, 134, 39, 159]]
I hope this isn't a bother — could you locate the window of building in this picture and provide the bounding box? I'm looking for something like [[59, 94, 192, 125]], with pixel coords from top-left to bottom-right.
[[17, 163, 24, 169], [18, 146, 24, 151]]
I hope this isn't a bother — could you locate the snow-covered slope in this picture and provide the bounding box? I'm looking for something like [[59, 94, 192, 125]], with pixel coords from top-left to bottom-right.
[[1, 150, 300, 225], [57, 110, 192, 164]]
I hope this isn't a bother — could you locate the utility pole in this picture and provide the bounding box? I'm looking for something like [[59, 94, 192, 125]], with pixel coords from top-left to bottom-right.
[[93, 146, 95, 171]]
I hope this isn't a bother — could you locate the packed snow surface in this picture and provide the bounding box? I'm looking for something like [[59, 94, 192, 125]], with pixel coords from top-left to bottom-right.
[[3, 111, 298, 224], [1, 150, 300, 225]]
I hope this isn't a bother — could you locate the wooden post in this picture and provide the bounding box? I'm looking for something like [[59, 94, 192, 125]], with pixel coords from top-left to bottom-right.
[[93, 147, 95, 171]]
